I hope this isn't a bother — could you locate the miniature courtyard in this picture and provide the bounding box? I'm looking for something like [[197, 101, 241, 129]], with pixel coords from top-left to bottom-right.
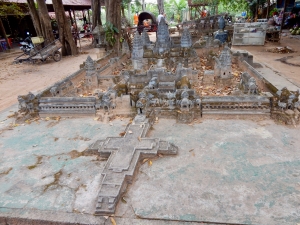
[[0, 19, 300, 225]]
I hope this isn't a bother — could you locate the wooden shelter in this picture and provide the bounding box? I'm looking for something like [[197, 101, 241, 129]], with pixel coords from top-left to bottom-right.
[[188, 0, 219, 18]]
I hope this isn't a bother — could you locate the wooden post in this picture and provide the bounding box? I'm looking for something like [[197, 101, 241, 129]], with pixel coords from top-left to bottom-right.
[[72, 7, 81, 51], [87, 9, 91, 24], [280, 0, 288, 32], [266, 0, 270, 18], [69, 10, 74, 25], [0, 18, 10, 50]]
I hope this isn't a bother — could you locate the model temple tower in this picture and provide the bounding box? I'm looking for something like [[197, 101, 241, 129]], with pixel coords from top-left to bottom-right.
[[84, 56, 98, 89], [154, 17, 171, 56], [214, 46, 232, 79], [181, 27, 192, 48], [131, 31, 144, 70]]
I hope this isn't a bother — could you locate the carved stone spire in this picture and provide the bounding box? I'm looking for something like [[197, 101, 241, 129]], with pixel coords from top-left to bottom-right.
[[156, 17, 170, 44], [131, 31, 144, 60], [181, 27, 192, 48], [85, 56, 96, 76], [218, 46, 231, 67], [141, 29, 151, 47]]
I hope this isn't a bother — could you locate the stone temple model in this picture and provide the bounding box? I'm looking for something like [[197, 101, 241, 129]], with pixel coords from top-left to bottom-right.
[[88, 115, 178, 215], [17, 10, 300, 217]]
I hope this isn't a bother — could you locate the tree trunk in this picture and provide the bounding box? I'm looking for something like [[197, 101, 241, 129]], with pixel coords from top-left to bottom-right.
[[36, 0, 54, 43], [0, 18, 10, 50], [266, 0, 270, 18], [106, 0, 122, 53], [157, 0, 164, 14], [92, 0, 101, 29], [27, 0, 42, 36], [142, 0, 145, 11], [52, 0, 78, 56], [280, 0, 288, 32], [128, 2, 131, 25]]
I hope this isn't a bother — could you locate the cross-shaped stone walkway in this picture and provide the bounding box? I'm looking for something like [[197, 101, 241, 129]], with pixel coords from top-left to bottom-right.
[[88, 115, 178, 215]]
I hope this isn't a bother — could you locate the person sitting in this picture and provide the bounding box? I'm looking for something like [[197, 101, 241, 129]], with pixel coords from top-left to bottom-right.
[[143, 20, 149, 27]]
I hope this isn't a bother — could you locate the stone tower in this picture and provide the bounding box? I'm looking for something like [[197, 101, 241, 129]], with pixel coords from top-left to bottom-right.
[[154, 17, 171, 55], [131, 31, 144, 70], [181, 27, 192, 48], [214, 46, 232, 79], [141, 29, 151, 47], [84, 56, 98, 90]]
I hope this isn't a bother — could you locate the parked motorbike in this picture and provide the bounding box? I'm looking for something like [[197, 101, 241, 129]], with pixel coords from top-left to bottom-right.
[[20, 32, 34, 55]]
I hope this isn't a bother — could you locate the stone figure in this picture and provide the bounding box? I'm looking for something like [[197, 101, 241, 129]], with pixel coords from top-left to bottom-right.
[[92, 25, 105, 47], [214, 16, 228, 43], [50, 86, 59, 97], [218, 16, 226, 30], [240, 72, 258, 94], [247, 77, 257, 94]]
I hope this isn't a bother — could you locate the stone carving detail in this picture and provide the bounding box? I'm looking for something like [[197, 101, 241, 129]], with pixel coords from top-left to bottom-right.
[[39, 97, 96, 116], [141, 29, 152, 47], [154, 17, 171, 56], [272, 88, 300, 125], [131, 31, 144, 60], [92, 25, 105, 47], [202, 96, 270, 114], [276, 87, 299, 110], [240, 72, 258, 95], [84, 56, 98, 89], [88, 115, 178, 215], [214, 46, 232, 79], [96, 89, 117, 112], [18, 92, 40, 114], [181, 27, 192, 48]]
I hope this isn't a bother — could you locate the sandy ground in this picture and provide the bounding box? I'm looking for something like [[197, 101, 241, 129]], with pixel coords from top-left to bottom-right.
[[0, 38, 97, 112], [232, 33, 300, 87], [0, 33, 300, 112]]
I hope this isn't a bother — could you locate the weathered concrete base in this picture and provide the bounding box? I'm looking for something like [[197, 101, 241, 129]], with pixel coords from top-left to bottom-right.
[[118, 118, 300, 225]]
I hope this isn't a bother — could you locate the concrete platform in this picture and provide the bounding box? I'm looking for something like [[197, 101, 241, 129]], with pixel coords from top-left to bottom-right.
[[255, 63, 300, 92], [117, 119, 300, 225], [1, 103, 300, 224]]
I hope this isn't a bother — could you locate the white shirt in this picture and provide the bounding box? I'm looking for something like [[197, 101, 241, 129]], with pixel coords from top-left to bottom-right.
[[157, 14, 164, 24]]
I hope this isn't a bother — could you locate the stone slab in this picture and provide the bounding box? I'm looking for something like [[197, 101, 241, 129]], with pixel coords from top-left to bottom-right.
[[0, 104, 130, 217], [90, 115, 178, 215], [121, 118, 300, 225]]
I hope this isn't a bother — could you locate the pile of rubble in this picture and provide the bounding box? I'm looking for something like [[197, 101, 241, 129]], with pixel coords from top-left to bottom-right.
[[266, 46, 295, 54]]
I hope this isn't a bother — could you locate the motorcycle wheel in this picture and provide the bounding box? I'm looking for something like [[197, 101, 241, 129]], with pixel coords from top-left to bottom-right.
[[53, 51, 62, 62]]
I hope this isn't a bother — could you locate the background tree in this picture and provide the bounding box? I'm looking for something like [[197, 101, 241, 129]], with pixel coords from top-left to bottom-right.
[[165, 0, 187, 22], [52, 0, 77, 56], [0, 1, 24, 49], [105, 0, 122, 52], [218, 0, 249, 14], [157, 0, 164, 14], [92, 0, 101, 29], [27, 0, 42, 37], [36, 0, 54, 42]]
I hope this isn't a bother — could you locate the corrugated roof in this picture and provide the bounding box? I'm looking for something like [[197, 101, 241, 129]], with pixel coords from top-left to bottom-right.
[[8, 0, 91, 6]]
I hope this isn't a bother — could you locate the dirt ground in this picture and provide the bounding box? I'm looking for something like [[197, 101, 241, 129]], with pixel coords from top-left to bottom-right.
[[0, 33, 300, 112], [232, 33, 300, 87], [0, 38, 97, 112]]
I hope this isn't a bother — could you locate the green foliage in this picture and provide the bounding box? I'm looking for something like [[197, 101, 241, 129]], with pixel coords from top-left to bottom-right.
[[218, 0, 249, 13], [0, 1, 25, 16], [165, 0, 187, 22], [104, 21, 119, 47], [269, 8, 278, 17]]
